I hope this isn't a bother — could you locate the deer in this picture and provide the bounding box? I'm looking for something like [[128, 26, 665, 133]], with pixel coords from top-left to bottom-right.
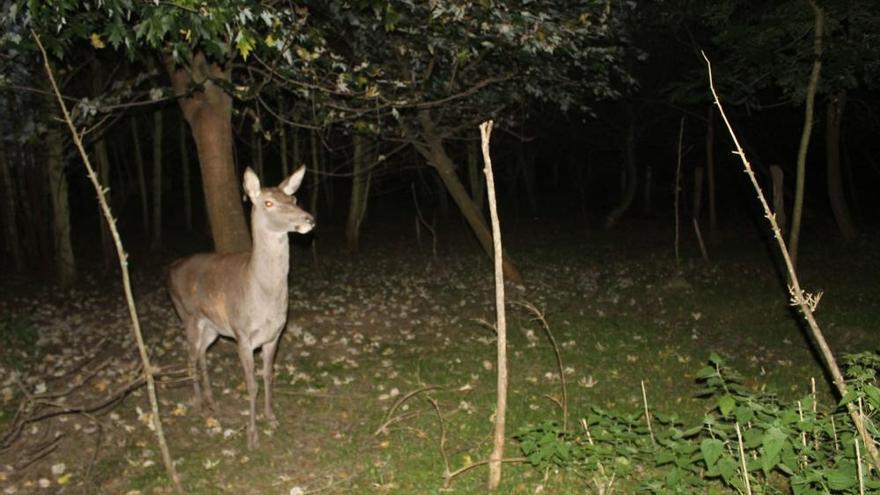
[[167, 165, 314, 449]]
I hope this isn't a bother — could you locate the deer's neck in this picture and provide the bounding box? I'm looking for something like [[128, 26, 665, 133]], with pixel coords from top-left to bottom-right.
[[248, 221, 290, 291]]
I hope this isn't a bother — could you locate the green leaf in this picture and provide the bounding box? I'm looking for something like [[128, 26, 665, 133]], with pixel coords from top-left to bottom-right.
[[718, 395, 736, 416], [717, 457, 739, 486], [839, 390, 860, 407], [734, 405, 754, 424], [695, 366, 716, 379], [701, 438, 724, 468], [761, 427, 786, 474], [826, 464, 857, 490]]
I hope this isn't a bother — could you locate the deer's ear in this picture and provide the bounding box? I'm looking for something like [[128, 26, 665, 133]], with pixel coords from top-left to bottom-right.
[[243, 167, 261, 200], [280, 165, 306, 195]]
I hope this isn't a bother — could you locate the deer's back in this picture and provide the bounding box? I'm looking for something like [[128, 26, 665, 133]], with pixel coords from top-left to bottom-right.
[[167, 251, 251, 330]]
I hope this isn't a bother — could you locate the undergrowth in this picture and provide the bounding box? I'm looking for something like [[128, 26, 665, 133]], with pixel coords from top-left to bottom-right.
[[516, 352, 880, 494]]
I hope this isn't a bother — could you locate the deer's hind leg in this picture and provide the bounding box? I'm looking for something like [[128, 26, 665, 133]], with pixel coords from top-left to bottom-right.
[[188, 319, 219, 411]]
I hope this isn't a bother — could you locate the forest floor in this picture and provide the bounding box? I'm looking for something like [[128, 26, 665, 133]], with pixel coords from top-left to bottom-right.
[[1, 221, 878, 494]]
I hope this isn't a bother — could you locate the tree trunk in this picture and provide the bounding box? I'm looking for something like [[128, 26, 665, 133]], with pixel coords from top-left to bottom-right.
[[693, 166, 704, 220], [605, 111, 638, 229], [467, 140, 485, 215], [180, 117, 193, 232], [415, 110, 522, 284], [789, 1, 824, 268], [309, 128, 320, 222], [94, 137, 114, 267], [706, 104, 717, 235], [643, 165, 653, 216], [346, 133, 372, 253], [151, 108, 164, 251], [252, 126, 264, 178], [517, 140, 537, 214], [46, 121, 76, 287], [825, 91, 857, 240], [166, 52, 250, 253], [278, 100, 289, 178], [292, 126, 302, 170], [130, 116, 150, 240], [309, 128, 320, 260], [770, 165, 787, 236], [0, 135, 23, 272]]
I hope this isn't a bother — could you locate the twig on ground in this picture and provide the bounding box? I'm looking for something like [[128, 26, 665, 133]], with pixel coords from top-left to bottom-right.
[[374, 385, 441, 436], [427, 397, 452, 482], [513, 300, 568, 431]]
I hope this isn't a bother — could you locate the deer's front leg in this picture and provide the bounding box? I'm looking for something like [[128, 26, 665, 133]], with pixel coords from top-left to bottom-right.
[[236, 342, 259, 450], [261, 336, 281, 427]]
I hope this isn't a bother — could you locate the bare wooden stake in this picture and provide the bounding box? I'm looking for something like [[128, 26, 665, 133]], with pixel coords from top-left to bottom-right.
[[32, 30, 180, 491], [641, 380, 655, 445], [735, 423, 752, 495], [481, 121, 508, 491]]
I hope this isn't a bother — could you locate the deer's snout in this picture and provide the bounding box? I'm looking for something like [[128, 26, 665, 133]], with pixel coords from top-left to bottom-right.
[[297, 215, 316, 234]]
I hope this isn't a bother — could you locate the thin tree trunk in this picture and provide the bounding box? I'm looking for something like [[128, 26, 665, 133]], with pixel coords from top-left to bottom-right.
[[414, 110, 522, 284], [605, 109, 638, 229], [346, 133, 371, 253], [517, 140, 537, 214], [309, 128, 320, 260], [46, 118, 76, 287], [309, 128, 320, 222], [278, 100, 289, 178], [131, 116, 149, 240], [180, 118, 193, 232], [706, 104, 717, 235], [467, 140, 485, 215], [825, 91, 857, 240], [319, 139, 332, 216], [151, 108, 163, 251], [643, 165, 653, 216], [770, 165, 787, 236], [292, 126, 301, 170], [94, 138, 114, 267], [0, 135, 23, 272], [789, 1, 824, 268], [434, 171, 450, 218], [165, 51, 250, 253], [693, 166, 704, 220], [91, 59, 115, 266], [252, 127, 264, 178]]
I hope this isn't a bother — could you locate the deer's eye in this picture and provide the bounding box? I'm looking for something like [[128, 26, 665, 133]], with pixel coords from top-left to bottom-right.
[[264, 200, 274, 208]]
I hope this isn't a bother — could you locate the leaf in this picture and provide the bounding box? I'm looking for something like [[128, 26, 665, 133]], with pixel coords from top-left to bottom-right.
[[839, 390, 859, 407], [825, 464, 857, 490], [716, 457, 739, 486], [718, 395, 736, 416], [236, 32, 255, 60], [761, 427, 786, 474], [734, 405, 754, 424], [695, 366, 715, 379], [701, 438, 724, 468], [89, 32, 105, 49]]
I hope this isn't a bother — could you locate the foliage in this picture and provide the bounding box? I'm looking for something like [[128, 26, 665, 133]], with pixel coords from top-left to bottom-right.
[[516, 352, 880, 493]]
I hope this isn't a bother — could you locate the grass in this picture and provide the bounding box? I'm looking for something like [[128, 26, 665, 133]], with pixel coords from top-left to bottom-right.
[[1, 227, 877, 493]]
